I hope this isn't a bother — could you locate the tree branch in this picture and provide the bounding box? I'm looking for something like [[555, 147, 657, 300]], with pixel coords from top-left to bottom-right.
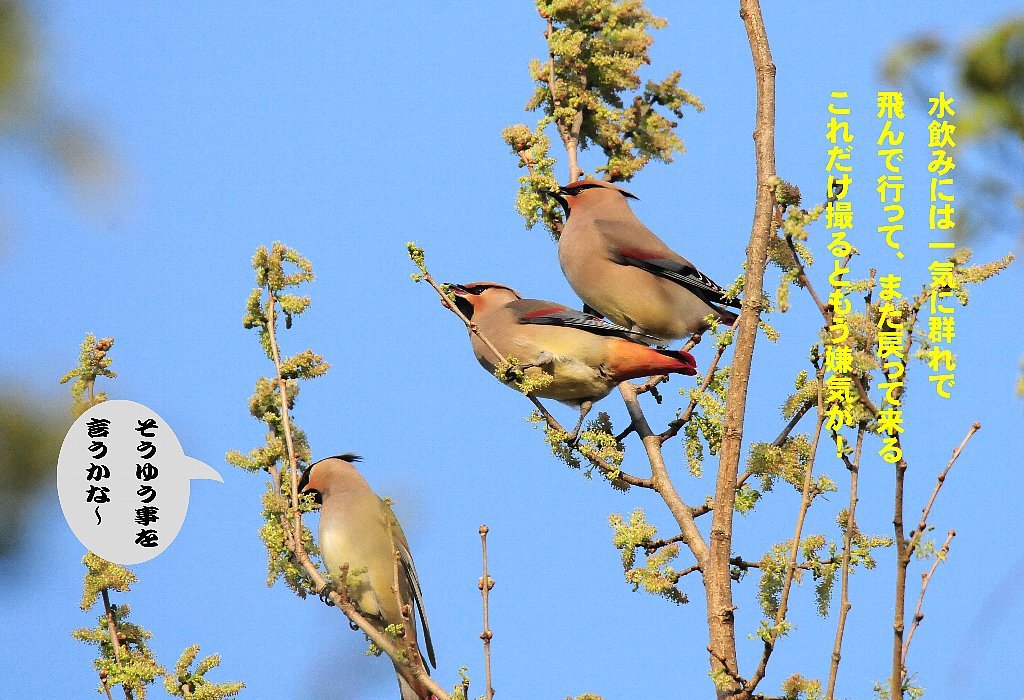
[[826, 425, 866, 699], [707, 645, 748, 689], [906, 423, 979, 553], [619, 382, 708, 562], [784, 232, 826, 313], [266, 295, 304, 555], [890, 421, 979, 699], [706, 2, 777, 692], [658, 344, 727, 443], [543, 15, 582, 182], [100, 671, 116, 700], [728, 555, 841, 573], [644, 533, 687, 553], [100, 589, 134, 700], [890, 457, 909, 697], [901, 530, 956, 673], [479, 525, 495, 700], [742, 371, 825, 699]]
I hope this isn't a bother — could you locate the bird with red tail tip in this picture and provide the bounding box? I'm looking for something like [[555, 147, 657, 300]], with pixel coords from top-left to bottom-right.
[[552, 179, 741, 344], [447, 281, 697, 428]]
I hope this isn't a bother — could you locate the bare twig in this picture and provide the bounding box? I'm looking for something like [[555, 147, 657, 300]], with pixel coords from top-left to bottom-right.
[[826, 425, 866, 699], [633, 334, 703, 398], [890, 454, 910, 699], [906, 423, 980, 553], [901, 530, 956, 671], [890, 422, 979, 699], [100, 590, 124, 666], [681, 333, 703, 353], [633, 374, 669, 395], [885, 292, 928, 700], [675, 563, 703, 578], [479, 526, 495, 700], [644, 533, 687, 553]]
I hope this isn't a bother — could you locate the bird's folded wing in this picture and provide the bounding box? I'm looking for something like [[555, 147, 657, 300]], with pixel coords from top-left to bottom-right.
[[397, 539, 436, 669], [613, 250, 742, 309], [510, 300, 658, 342]]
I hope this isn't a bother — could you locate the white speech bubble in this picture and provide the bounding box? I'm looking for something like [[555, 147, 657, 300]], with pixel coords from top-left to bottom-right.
[[56, 399, 222, 565]]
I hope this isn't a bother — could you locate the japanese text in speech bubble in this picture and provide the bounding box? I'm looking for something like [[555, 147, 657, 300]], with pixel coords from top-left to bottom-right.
[[56, 399, 222, 565]]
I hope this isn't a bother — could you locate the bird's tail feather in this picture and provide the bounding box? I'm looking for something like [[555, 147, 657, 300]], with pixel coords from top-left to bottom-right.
[[711, 303, 739, 327], [398, 675, 421, 700], [606, 339, 698, 381], [396, 663, 433, 700]]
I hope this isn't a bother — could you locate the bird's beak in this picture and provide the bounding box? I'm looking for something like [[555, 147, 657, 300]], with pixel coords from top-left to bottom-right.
[[447, 283, 470, 296]]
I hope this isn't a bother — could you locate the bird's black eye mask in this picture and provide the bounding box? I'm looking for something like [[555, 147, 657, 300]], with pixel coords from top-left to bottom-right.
[[549, 188, 570, 215], [454, 295, 475, 319], [297, 465, 322, 505], [447, 283, 481, 319]]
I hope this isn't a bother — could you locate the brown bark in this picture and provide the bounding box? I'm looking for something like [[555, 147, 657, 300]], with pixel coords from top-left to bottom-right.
[[704, 1, 777, 694]]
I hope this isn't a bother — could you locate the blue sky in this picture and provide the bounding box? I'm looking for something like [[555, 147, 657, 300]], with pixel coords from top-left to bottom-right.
[[3, 2, 1022, 698]]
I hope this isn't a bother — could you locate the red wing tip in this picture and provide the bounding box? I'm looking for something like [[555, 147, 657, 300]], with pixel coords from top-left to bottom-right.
[[664, 349, 698, 375], [522, 306, 565, 319], [616, 247, 662, 261], [670, 349, 698, 366]]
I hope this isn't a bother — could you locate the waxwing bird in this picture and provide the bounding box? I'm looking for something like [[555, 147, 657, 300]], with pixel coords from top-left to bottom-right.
[[553, 179, 741, 343], [447, 282, 698, 420], [299, 454, 435, 700]]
